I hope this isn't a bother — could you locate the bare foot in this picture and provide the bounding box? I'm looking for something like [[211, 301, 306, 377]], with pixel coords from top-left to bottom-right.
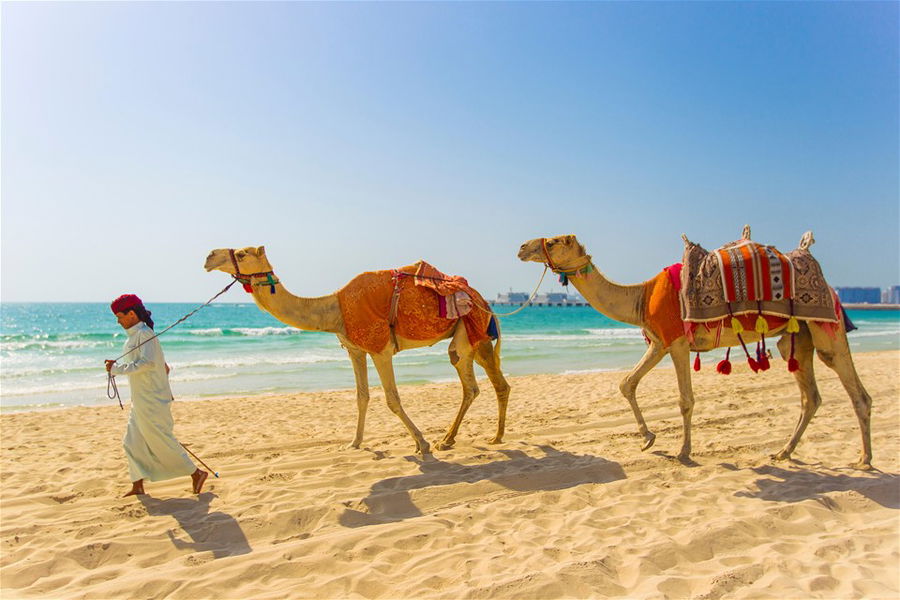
[[192, 469, 208, 494], [123, 482, 145, 497]]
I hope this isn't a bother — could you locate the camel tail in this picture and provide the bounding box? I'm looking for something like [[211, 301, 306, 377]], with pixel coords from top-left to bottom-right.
[[489, 315, 502, 370]]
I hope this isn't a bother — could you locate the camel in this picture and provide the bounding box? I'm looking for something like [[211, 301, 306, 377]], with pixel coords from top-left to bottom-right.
[[518, 233, 873, 470], [204, 246, 510, 456]]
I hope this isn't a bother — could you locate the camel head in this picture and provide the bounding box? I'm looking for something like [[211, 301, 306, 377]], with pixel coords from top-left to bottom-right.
[[518, 235, 588, 271], [204, 246, 274, 276]]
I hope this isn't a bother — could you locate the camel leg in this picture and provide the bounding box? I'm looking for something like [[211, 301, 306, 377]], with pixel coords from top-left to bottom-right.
[[618, 340, 666, 451], [669, 339, 697, 461], [346, 347, 370, 449], [370, 351, 431, 456], [474, 340, 511, 444], [435, 326, 479, 451], [773, 325, 820, 462], [809, 322, 874, 470]]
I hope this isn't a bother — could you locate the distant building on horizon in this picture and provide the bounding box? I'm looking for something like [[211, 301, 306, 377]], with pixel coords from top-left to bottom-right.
[[887, 285, 900, 304], [493, 290, 587, 306], [835, 287, 881, 304]]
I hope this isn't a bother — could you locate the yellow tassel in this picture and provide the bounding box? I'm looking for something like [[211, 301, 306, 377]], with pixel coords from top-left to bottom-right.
[[755, 315, 769, 334], [731, 317, 743, 333], [787, 316, 800, 333]]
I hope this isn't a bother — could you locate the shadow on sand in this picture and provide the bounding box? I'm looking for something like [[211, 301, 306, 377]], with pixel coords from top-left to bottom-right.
[[139, 492, 252, 558], [726, 463, 900, 509], [339, 444, 625, 528]]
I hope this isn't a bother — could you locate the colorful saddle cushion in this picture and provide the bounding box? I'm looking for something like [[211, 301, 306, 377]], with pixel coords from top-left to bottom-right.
[[680, 239, 837, 324], [336, 262, 492, 354]]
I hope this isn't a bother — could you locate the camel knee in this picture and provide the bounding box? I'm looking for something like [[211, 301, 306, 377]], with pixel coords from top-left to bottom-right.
[[619, 378, 636, 399], [816, 349, 836, 369], [385, 397, 406, 416], [808, 392, 822, 411]]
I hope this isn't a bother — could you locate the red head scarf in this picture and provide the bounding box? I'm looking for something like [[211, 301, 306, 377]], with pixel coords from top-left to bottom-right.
[[110, 294, 143, 315]]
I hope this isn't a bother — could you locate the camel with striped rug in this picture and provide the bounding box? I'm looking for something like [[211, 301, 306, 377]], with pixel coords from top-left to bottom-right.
[[518, 230, 873, 470], [205, 246, 509, 456]]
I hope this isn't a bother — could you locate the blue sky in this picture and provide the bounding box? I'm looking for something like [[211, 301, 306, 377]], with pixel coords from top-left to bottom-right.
[[2, 1, 897, 303]]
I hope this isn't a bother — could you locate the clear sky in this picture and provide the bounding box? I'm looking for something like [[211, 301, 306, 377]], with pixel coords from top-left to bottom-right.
[[2, 1, 897, 303]]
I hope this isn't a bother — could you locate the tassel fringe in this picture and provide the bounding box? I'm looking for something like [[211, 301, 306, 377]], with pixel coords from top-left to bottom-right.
[[716, 347, 732, 375]]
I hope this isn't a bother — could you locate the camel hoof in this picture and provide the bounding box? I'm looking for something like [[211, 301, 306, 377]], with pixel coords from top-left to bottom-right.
[[417, 442, 432, 457], [853, 460, 873, 471], [488, 436, 503, 445], [433, 440, 454, 451], [640, 432, 656, 452], [348, 441, 361, 450], [771, 451, 790, 461]]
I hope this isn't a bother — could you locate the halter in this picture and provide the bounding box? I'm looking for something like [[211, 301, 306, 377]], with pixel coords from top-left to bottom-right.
[[229, 249, 280, 294], [540, 238, 594, 286]]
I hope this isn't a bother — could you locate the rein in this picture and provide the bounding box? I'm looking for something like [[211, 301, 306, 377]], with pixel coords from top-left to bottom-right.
[[474, 266, 548, 317]]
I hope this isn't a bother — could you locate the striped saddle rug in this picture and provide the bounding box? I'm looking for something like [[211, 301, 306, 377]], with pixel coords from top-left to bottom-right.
[[679, 238, 838, 324]]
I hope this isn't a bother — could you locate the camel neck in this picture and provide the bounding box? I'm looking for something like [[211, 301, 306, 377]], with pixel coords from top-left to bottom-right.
[[566, 262, 645, 327], [248, 277, 343, 334]]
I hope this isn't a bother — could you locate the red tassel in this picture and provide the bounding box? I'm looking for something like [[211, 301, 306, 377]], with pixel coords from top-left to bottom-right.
[[747, 357, 760, 373], [693, 353, 701, 372], [242, 283, 253, 293], [787, 331, 797, 372], [756, 341, 770, 371], [716, 347, 732, 375]]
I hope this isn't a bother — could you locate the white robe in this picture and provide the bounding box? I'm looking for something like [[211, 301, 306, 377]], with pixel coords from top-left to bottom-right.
[[111, 322, 194, 482]]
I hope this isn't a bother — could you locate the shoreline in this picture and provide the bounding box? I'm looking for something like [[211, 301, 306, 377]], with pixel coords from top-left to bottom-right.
[[1, 348, 896, 416], [842, 303, 900, 310]]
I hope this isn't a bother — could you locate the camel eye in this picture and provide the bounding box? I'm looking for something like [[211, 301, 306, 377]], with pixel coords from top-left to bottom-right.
[[235, 250, 247, 259]]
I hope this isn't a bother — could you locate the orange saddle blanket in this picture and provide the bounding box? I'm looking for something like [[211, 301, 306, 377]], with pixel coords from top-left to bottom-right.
[[336, 262, 492, 354]]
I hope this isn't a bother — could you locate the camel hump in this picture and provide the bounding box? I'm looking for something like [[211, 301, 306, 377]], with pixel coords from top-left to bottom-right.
[[799, 230, 815, 251], [741, 224, 751, 240]]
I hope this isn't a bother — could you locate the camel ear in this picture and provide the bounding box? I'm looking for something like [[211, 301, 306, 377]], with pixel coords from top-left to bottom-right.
[[563, 235, 578, 246], [256, 246, 266, 256]]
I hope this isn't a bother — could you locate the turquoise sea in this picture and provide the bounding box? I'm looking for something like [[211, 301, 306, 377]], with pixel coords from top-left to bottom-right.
[[1, 302, 898, 412]]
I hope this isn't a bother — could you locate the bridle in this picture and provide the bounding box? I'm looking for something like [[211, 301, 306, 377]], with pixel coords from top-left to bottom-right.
[[539, 238, 594, 286], [229, 249, 280, 294]]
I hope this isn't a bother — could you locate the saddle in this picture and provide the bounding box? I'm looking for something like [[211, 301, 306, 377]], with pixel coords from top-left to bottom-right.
[[679, 230, 838, 324], [336, 261, 493, 354]]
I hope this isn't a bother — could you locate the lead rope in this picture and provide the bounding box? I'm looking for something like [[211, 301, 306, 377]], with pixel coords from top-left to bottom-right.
[[472, 265, 549, 318], [106, 280, 238, 409]]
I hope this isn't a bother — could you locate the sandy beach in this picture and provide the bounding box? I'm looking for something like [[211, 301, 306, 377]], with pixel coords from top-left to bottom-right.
[[2, 350, 898, 599]]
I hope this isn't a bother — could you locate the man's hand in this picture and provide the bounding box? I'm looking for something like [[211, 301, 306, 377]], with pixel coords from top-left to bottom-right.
[[105, 360, 116, 373]]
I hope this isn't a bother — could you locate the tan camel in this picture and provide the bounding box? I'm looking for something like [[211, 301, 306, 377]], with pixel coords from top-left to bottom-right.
[[518, 234, 873, 470], [204, 246, 510, 456]]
